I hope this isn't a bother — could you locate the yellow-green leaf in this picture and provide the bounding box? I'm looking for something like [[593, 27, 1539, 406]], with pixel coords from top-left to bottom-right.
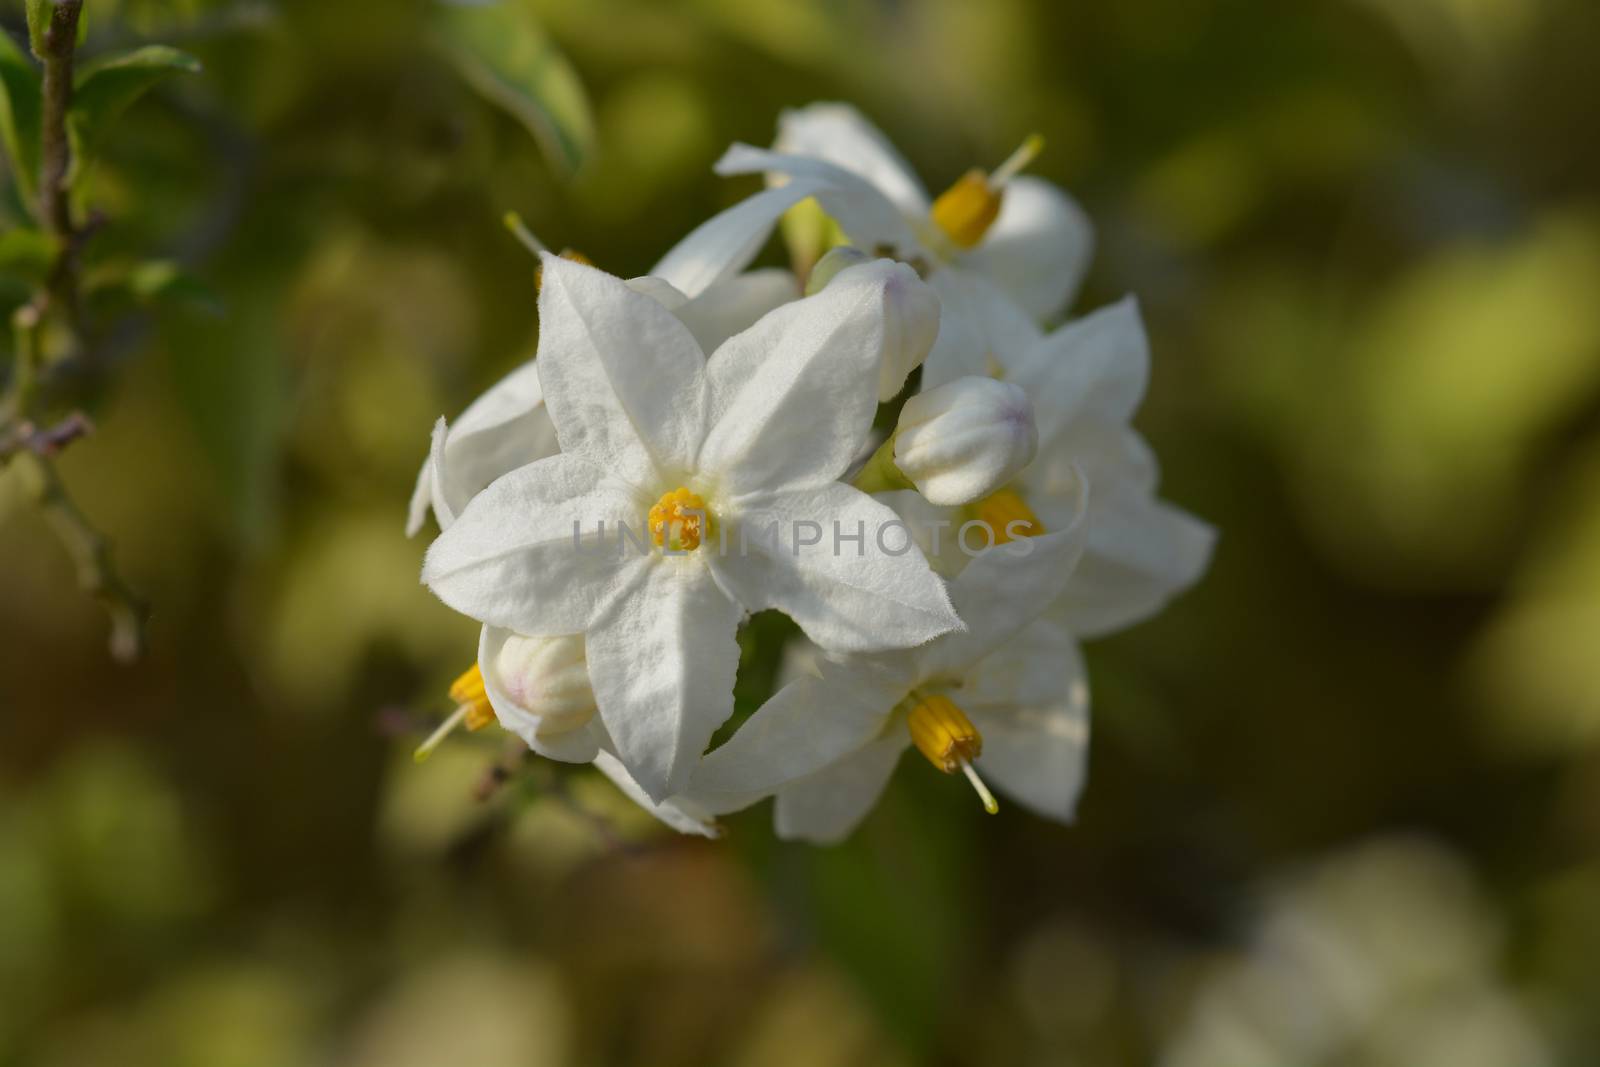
[[0, 31, 42, 212], [431, 1, 594, 176], [70, 44, 201, 153]]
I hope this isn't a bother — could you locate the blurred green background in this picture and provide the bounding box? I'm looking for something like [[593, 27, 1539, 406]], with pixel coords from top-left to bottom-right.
[[3, 0, 1600, 1064]]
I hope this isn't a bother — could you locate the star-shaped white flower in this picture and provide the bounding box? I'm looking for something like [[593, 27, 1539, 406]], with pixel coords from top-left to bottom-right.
[[894, 297, 1213, 638], [690, 479, 1091, 843], [671, 102, 1095, 387], [407, 267, 800, 537], [422, 254, 961, 802]]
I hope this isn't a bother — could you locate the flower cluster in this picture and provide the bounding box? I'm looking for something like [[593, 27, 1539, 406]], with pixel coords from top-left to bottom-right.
[[410, 104, 1214, 842]]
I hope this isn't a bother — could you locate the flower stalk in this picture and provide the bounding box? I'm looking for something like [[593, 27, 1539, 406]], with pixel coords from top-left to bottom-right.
[[850, 433, 913, 495]]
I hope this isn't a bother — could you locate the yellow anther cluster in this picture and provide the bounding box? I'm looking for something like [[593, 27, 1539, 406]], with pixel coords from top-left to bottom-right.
[[906, 692, 983, 773], [649, 487, 709, 551], [972, 488, 1045, 544], [930, 170, 1003, 250], [449, 664, 496, 731], [929, 134, 1044, 251]]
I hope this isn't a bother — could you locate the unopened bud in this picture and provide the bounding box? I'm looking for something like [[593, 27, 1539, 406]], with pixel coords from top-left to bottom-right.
[[490, 633, 596, 732], [893, 376, 1036, 506]]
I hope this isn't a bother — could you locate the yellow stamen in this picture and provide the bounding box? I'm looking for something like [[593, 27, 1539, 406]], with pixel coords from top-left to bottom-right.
[[971, 487, 1045, 545], [904, 692, 998, 814], [929, 134, 1045, 249], [648, 487, 710, 551], [930, 171, 1002, 250], [414, 664, 496, 762]]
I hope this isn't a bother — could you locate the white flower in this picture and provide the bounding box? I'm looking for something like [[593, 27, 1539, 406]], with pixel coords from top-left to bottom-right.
[[892, 376, 1037, 505], [677, 103, 1095, 385], [690, 480, 1091, 844], [407, 267, 799, 537], [422, 254, 961, 801], [895, 297, 1214, 638]]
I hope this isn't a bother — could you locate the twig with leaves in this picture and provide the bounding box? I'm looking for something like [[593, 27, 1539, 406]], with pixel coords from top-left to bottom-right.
[[0, 1, 201, 661]]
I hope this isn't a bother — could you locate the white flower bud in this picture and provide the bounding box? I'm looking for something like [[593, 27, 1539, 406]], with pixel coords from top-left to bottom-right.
[[893, 376, 1037, 506], [489, 632, 595, 732], [809, 251, 941, 401], [804, 245, 872, 296]]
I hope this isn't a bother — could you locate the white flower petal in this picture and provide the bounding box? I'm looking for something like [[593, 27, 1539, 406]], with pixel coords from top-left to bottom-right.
[[698, 260, 916, 494], [1004, 297, 1149, 447], [877, 489, 966, 577], [1026, 417, 1158, 501], [421, 453, 647, 636], [624, 274, 689, 309], [478, 625, 601, 763], [965, 618, 1089, 823], [921, 265, 1044, 389], [916, 473, 1089, 678], [649, 178, 829, 298], [709, 483, 962, 653], [407, 362, 563, 537], [407, 416, 452, 536], [585, 558, 743, 803], [715, 143, 922, 255], [536, 254, 710, 489], [774, 102, 930, 218], [960, 175, 1095, 322], [672, 268, 799, 355], [1054, 485, 1215, 639], [774, 733, 907, 844], [592, 751, 722, 838], [691, 657, 911, 795]]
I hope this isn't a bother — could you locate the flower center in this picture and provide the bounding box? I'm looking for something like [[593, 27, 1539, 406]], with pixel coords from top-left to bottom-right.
[[649, 487, 711, 551], [928, 133, 1044, 250], [413, 663, 496, 762], [903, 691, 999, 814], [970, 487, 1045, 544]]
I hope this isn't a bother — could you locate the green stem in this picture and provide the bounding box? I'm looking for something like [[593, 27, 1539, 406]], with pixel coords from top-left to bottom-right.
[[7, 298, 148, 663], [9, 304, 42, 417], [36, 0, 89, 357], [37, 0, 82, 240], [20, 449, 150, 663], [850, 433, 913, 495]]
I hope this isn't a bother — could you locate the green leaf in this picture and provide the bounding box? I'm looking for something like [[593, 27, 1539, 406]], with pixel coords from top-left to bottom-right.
[[69, 44, 201, 153], [124, 259, 223, 314], [86, 257, 224, 315], [0, 31, 42, 212], [431, 1, 594, 176]]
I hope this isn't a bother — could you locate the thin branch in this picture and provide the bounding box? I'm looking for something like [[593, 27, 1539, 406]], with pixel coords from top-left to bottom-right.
[[37, 0, 88, 349], [0, 2, 149, 663], [473, 741, 533, 803], [7, 311, 148, 662], [38, 0, 82, 238], [19, 450, 150, 663], [0, 410, 94, 459]]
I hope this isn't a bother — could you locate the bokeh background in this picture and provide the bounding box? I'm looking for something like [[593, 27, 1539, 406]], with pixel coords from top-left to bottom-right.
[[3, 0, 1600, 1064]]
